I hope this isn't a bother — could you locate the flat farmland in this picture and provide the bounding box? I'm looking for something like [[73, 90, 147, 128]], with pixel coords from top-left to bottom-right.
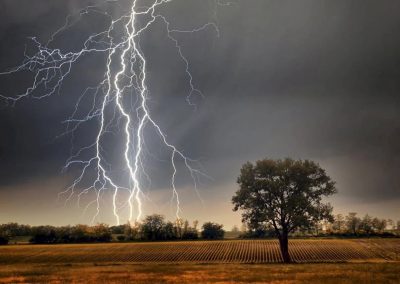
[[1, 239, 399, 283], [0, 239, 399, 264]]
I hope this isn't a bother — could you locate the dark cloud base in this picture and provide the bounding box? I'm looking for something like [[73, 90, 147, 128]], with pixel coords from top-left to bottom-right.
[[0, 0, 399, 223]]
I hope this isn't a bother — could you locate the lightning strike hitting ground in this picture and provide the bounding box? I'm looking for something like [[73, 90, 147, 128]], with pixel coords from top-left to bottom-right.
[[0, 0, 221, 224]]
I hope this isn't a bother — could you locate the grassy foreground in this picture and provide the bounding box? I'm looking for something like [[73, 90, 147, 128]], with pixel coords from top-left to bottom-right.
[[0, 262, 399, 283]]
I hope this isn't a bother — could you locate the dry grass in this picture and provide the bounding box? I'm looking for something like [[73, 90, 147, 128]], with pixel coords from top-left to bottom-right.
[[0, 262, 399, 283]]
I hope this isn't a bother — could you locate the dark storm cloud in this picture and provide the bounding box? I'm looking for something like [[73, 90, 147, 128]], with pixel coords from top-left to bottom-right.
[[1, 0, 400, 208]]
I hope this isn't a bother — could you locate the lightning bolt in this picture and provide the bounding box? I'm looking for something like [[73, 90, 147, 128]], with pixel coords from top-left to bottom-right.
[[0, 0, 223, 224]]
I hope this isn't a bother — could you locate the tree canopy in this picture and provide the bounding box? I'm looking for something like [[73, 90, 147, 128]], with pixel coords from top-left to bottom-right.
[[201, 222, 225, 239], [232, 158, 336, 262]]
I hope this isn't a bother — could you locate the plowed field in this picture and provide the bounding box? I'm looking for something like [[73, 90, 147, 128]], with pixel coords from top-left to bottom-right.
[[0, 239, 398, 264]]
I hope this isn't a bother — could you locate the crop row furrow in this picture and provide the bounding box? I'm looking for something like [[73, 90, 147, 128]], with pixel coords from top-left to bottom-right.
[[1, 239, 398, 264]]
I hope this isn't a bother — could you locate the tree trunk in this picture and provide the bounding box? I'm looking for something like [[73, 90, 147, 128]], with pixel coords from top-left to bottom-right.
[[278, 233, 291, 263]]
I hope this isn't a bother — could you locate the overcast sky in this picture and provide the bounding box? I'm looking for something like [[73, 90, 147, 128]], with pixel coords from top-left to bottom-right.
[[0, 0, 399, 227]]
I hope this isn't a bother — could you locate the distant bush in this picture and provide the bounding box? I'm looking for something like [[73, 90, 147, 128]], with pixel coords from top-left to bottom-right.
[[141, 215, 166, 241], [28, 224, 112, 244], [240, 228, 276, 239], [380, 232, 397, 238], [0, 219, 200, 243], [91, 223, 112, 242], [110, 225, 125, 235], [0, 223, 32, 238], [30, 226, 57, 244], [201, 222, 224, 239], [0, 235, 8, 245], [116, 235, 126, 241], [138, 215, 199, 241], [182, 230, 198, 240]]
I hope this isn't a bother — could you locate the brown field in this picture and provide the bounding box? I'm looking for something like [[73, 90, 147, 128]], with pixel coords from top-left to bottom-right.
[[1, 238, 399, 264], [0, 239, 399, 283], [1, 262, 399, 284]]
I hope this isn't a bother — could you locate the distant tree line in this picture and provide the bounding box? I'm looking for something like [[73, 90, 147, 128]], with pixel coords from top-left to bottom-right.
[[0, 223, 113, 244], [240, 212, 400, 238], [115, 215, 224, 241], [327, 213, 397, 237], [0, 215, 225, 245]]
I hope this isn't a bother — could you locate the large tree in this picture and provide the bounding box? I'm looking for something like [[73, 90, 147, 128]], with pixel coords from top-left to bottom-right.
[[141, 214, 166, 241], [232, 158, 336, 263]]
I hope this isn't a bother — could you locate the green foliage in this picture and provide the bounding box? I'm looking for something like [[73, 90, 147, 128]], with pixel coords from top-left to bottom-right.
[[0, 223, 31, 238], [182, 230, 199, 240], [345, 213, 361, 235], [332, 214, 345, 232], [91, 223, 112, 242], [28, 224, 112, 244], [201, 222, 224, 239], [137, 215, 199, 241], [30, 226, 57, 243], [123, 221, 142, 240], [232, 158, 337, 262], [232, 158, 337, 234], [328, 213, 392, 236], [141, 214, 167, 241], [360, 214, 373, 235], [110, 225, 125, 234], [240, 224, 276, 238], [372, 217, 387, 233], [0, 216, 200, 243]]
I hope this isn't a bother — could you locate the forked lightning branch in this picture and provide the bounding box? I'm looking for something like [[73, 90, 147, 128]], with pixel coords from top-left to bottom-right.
[[0, 0, 218, 224]]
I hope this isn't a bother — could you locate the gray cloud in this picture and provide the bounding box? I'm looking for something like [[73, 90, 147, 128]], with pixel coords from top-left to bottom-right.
[[0, 0, 399, 224]]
